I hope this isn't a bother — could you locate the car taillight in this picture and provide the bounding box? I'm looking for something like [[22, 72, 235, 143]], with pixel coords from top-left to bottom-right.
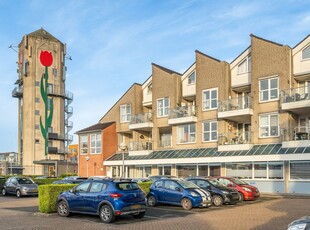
[[110, 193, 122, 198]]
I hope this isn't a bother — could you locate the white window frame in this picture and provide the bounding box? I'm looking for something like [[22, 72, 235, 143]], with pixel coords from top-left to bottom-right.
[[80, 135, 88, 155], [187, 71, 196, 85], [202, 121, 218, 142], [259, 113, 279, 138], [120, 104, 131, 123], [302, 45, 310, 61], [202, 87, 218, 111], [90, 133, 102, 154], [259, 76, 279, 102], [237, 55, 251, 74], [177, 124, 196, 144], [157, 97, 170, 117]]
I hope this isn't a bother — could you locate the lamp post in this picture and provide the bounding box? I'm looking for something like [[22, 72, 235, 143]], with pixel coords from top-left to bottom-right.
[[119, 143, 127, 178], [9, 153, 15, 175], [85, 156, 90, 177]]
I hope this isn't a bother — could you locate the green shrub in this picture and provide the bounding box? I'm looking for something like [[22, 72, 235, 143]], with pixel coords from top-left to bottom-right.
[[59, 173, 77, 178], [0, 179, 5, 190], [38, 184, 75, 213], [138, 182, 152, 194]]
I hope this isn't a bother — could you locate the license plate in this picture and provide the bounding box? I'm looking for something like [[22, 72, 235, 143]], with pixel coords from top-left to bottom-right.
[[131, 205, 141, 210]]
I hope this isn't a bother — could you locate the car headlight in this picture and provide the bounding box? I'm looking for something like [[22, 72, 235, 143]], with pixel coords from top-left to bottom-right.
[[243, 187, 251, 192], [222, 190, 229, 194], [288, 223, 307, 230], [190, 191, 199, 197], [21, 187, 28, 191]]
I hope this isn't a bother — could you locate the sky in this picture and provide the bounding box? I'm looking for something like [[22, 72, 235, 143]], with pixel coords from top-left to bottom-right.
[[0, 0, 309, 152]]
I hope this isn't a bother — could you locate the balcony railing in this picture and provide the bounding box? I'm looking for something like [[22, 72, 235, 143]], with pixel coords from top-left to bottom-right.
[[218, 96, 252, 112], [281, 87, 310, 104], [169, 105, 196, 119], [12, 86, 23, 98], [218, 131, 253, 146], [281, 126, 310, 142], [129, 141, 153, 151], [130, 112, 152, 124], [65, 106, 73, 114]]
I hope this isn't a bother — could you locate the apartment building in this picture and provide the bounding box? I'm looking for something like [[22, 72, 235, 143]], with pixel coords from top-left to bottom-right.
[[12, 28, 74, 176], [78, 34, 310, 194]]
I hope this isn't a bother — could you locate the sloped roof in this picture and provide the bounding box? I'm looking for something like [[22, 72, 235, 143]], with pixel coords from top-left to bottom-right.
[[27, 28, 62, 43], [76, 121, 115, 134], [152, 63, 181, 75]]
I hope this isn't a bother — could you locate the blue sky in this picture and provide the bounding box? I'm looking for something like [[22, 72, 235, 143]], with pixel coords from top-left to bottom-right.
[[0, 0, 309, 152]]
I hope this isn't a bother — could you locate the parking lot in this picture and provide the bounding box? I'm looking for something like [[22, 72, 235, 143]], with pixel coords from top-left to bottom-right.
[[0, 194, 309, 230]]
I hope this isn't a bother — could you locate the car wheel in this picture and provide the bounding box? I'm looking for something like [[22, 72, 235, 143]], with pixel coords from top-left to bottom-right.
[[2, 188, 6, 196], [57, 200, 70, 217], [238, 192, 244, 202], [16, 190, 21, 198], [147, 195, 156, 207], [181, 198, 192, 210], [99, 205, 115, 223], [213, 195, 224, 206], [132, 211, 145, 219]]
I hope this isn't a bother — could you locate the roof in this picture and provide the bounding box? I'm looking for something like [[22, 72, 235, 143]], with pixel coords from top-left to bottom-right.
[[195, 50, 221, 63], [27, 28, 62, 44], [106, 144, 310, 161], [76, 121, 115, 134], [293, 34, 310, 49], [152, 63, 181, 75], [250, 34, 284, 47]]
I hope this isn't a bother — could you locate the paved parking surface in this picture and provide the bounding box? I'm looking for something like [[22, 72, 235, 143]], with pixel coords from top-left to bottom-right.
[[0, 195, 309, 229]]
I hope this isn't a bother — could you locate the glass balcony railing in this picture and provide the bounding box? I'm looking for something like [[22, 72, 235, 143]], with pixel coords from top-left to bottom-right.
[[281, 86, 310, 103], [130, 112, 152, 124], [218, 131, 253, 146], [281, 126, 310, 142], [218, 96, 252, 112], [159, 140, 172, 148], [12, 86, 23, 98], [169, 105, 196, 119], [129, 141, 153, 151]]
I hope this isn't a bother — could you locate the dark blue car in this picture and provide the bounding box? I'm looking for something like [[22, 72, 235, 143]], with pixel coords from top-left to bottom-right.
[[56, 179, 146, 223], [146, 178, 212, 210]]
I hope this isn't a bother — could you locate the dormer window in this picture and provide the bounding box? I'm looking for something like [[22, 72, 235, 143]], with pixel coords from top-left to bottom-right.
[[302, 45, 310, 60], [188, 71, 196, 84], [237, 55, 251, 74]]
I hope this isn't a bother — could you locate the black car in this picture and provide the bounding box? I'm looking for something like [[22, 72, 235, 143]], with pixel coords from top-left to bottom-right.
[[186, 178, 239, 206], [287, 216, 310, 230], [53, 177, 88, 185]]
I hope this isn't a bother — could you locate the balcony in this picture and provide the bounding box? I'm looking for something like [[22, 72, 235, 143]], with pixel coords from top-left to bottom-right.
[[231, 72, 251, 92], [183, 83, 196, 101], [65, 106, 73, 114], [129, 112, 153, 131], [48, 147, 67, 155], [65, 120, 73, 128], [281, 87, 310, 114], [282, 126, 310, 148], [12, 86, 23, 98], [218, 131, 253, 151], [218, 96, 253, 122], [168, 106, 197, 125], [128, 141, 153, 156]]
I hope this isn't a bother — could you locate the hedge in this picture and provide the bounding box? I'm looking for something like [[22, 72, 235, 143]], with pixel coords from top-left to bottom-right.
[[38, 184, 75, 213], [138, 182, 152, 194]]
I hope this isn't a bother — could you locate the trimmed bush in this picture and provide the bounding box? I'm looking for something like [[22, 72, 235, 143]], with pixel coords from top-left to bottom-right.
[[38, 184, 75, 213], [59, 173, 77, 178], [138, 182, 152, 194]]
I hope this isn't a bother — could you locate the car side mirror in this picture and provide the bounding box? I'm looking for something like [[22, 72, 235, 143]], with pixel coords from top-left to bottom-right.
[[175, 187, 181, 192], [70, 188, 76, 193]]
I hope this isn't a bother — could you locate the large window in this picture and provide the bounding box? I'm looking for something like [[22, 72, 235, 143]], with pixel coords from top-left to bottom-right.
[[202, 88, 218, 110], [237, 55, 251, 74], [158, 165, 171, 176], [80, 135, 88, 155], [302, 45, 310, 60], [259, 114, 279, 138], [254, 162, 267, 179], [269, 162, 283, 179], [226, 162, 252, 179], [290, 161, 310, 180], [177, 124, 196, 143], [90, 133, 101, 154], [177, 164, 197, 178], [157, 97, 170, 117], [259, 77, 278, 102], [188, 71, 196, 84], [120, 104, 131, 123], [203, 121, 217, 142]]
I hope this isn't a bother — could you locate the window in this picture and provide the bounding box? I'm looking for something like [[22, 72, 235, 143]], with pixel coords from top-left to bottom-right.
[[254, 162, 267, 179], [47, 98, 52, 111], [302, 45, 310, 60], [35, 110, 40, 115], [290, 161, 310, 180], [157, 97, 169, 117], [203, 121, 217, 142], [35, 97, 40, 103], [89, 182, 106, 193], [202, 88, 218, 110], [177, 124, 196, 143], [164, 180, 178, 190], [35, 124, 40, 130], [75, 182, 91, 193], [188, 71, 196, 84], [198, 165, 208, 177], [237, 55, 251, 74], [177, 164, 197, 178], [226, 162, 252, 179], [259, 77, 278, 102], [35, 81, 40, 87], [158, 165, 171, 175], [269, 162, 283, 179], [259, 114, 279, 137], [80, 135, 88, 154], [90, 133, 101, 154], [120, 104, 131, 123]]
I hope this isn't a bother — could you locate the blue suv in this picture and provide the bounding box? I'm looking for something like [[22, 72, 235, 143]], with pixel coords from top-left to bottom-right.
[[56, 179, 146, 223], [146, 178, 212, 210]]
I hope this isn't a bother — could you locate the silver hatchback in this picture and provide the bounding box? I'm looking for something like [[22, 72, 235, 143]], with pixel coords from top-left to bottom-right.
[[2, 177, 38, 198]]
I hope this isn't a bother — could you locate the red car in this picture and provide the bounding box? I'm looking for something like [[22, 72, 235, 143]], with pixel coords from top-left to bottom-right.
[[209, 177, 260, 201]]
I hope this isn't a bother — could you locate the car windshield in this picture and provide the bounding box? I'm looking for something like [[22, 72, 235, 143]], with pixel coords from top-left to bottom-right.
[[17, 178, 34, 184], [178, 180, 200, 189], [116, 182, 140, 191], [230, 178, 248, 185], [208, 179, 225, 187]]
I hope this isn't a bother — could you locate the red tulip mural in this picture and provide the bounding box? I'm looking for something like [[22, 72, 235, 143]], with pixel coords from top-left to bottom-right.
[[39, 50, 54, 156]]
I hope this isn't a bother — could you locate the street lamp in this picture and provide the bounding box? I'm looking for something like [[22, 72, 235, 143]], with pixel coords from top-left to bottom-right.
[[85, 156, 90, 177], [9, 153, 15, 175], [119, 143, 127, 178]]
